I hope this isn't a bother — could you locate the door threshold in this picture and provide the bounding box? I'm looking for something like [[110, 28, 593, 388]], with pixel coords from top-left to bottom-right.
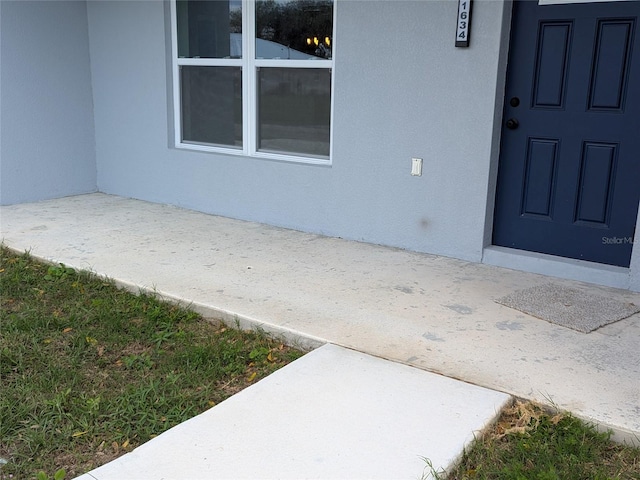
[[482, 246, 630, 290]]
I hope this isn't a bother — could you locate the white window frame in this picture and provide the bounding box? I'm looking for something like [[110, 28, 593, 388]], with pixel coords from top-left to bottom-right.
[[170, 0, 336, 166]]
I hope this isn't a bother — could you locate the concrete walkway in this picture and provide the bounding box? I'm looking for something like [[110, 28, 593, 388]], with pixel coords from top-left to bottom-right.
[[74, 344, 510, 480], [1, 194, 639, 474]]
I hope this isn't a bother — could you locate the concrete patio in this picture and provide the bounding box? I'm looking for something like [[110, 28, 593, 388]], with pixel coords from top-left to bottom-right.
[[1, 193, 639, 476]]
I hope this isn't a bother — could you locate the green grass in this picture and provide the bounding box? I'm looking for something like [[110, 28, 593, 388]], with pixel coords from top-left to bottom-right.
[[0, 247, 304, 479], [444, 400, 640, 480]]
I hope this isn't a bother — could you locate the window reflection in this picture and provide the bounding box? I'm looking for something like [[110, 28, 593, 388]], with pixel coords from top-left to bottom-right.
[[181, 66, 243, 147], [257, 67, 331, 157], [256, 0, 333, 59]]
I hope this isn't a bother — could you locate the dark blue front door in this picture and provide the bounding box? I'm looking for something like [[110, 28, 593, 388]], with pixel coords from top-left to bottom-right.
[[493, 0, 640, 267]]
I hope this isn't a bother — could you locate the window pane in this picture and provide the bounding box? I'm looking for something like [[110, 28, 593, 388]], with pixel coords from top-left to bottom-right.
[[256, 0, 333, 60], [257, 68, 331, 158], [181, 66, 242, 148], [177, 0, 242, 58]]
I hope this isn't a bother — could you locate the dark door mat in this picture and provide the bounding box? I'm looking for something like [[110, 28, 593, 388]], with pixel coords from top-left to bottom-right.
[[496, 283, 640, 333]]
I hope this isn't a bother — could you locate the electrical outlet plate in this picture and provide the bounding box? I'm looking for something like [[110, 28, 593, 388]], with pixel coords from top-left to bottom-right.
[[411, 158, 423, 176]]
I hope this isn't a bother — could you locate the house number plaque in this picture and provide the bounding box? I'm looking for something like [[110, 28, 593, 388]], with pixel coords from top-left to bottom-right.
[[455, 0, 472, 47]]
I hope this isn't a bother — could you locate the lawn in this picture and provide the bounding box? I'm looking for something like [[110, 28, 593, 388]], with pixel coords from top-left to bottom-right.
[[445, 400, 640, 479], [0, 246, 303, 478]]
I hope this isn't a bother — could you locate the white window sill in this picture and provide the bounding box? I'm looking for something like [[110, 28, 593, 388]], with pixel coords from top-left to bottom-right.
[[175, 142, 332, 167]]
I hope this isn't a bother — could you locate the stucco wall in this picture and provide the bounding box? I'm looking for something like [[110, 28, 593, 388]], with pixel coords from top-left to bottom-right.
[[0, 1, 97, 205], [88, 0, 508, 263]]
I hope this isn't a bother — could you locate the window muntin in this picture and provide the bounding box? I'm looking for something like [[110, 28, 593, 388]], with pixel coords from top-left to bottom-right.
[[172, 0, 334, 164]]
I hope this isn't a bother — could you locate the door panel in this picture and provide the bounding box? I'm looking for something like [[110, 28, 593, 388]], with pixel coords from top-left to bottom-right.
[[522, 138, 558, 217], [589, 20, 633, 110], [533, 22, 572, 108], [493, 0, 640, 267], [575, 142, 616, 225]]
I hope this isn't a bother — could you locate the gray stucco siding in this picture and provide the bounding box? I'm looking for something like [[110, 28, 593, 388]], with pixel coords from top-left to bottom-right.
[[0, 0, 96, 205]]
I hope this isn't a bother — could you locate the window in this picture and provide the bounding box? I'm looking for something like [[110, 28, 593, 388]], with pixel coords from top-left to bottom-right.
[[171, 0, 334, 164]]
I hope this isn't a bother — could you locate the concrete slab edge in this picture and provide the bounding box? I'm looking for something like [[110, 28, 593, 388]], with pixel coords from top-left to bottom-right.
[[0, 244, 326, 352], [113, 279, 328, 353], [496, 394, 640, 448], [442, 394, 514, 477], [593, 424, 640, 448], [483, 246, 631, 290]]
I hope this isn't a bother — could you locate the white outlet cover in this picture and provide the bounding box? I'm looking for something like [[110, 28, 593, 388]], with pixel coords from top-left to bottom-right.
[[411, 158, 423, 176]]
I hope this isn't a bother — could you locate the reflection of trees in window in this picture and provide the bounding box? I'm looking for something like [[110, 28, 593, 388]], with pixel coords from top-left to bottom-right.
[[256, 0, 333, 59], [230, 7, 242, 33]]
